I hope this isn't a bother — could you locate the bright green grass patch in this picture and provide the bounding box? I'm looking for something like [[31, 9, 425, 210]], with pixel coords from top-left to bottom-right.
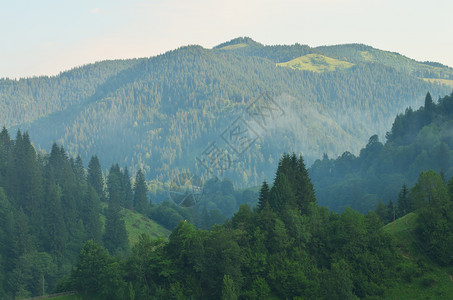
[[423, 78, 453, 88], [123, 208, 171, 245], [383, 212, 422, 260], [360, 50, 374, 61], [383, 211, 417, 234], [218, 43, 248, 50], [99, 202, 170, 247], [383, 212, 453, 299], [276, 53, 355, 73]]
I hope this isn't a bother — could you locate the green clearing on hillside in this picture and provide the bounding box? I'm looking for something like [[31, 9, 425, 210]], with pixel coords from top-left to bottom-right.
[[123, 208, 170, 245], [276, 53, 355, 72], [383, 212, 453, 299], [100, 202, 170, 247], [423, 77, 453, 88], [217, 43, 248, 50]]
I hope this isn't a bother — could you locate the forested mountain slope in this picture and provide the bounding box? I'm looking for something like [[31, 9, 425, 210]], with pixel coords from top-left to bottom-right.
[[1, 37, 451, 187], [0, 129, 169, 298], [60, 154, 453, 299], [310, 92, 453, 213]]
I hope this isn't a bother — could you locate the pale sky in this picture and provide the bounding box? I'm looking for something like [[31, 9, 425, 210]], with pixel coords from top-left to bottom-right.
[[1, 0, 452, 79]]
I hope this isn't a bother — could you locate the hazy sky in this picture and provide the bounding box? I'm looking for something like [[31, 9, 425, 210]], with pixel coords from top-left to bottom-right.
[[1, 0, 452, 79]]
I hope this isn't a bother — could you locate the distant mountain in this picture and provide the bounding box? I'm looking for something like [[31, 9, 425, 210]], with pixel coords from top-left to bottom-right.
[[1, 37, 451, 188]]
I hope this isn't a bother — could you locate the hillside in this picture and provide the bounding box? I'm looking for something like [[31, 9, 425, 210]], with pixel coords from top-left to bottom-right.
[[276, 54, 355, 72], [382, 213, 453, 298], [99, 202, 170, 246], [310, 92, 453, 213], [1, 37, 452, 188], [314, 43, 453, 79], [60, 153, 453, 300]]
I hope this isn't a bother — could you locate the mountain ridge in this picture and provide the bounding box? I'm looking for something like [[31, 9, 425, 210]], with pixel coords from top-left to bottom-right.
[[2, 38, 452, 187]]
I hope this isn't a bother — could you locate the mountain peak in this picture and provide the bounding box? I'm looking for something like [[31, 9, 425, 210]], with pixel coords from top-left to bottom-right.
[[214, 37, 262, 49]]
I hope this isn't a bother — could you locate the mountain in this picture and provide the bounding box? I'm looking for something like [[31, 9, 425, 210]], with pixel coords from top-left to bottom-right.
[[1, 37, 452, 188]]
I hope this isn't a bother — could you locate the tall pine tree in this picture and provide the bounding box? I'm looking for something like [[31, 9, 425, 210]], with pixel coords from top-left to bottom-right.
[[87, 155, 106, 202], [104, 165, 129, 255], [133, 169, 148, 213], [257, 180, 270, 212]]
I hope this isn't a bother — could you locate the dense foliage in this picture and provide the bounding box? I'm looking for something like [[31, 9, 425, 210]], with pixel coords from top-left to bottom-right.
[[64, 152, 453, 299], [1, 128, 452, 298], [2, 38, 451, 189], [0, 128, 164, 298], [0, 128, 256, 298], [310, 92, 453, 213]]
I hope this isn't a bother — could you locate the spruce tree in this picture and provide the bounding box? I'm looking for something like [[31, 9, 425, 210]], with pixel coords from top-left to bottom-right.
[[11, 207, 34, 259], [269, 173, 295, 213], [43, 173, 67, 258], [15, 132, 43, 237], [103, 203, 129, 255], [83, 186, 102, 243], [424, 91, 434, 111], [87, 155, 106, 201], [396, 184, 411, 217], [257, 180, 270, 212], [0, 127, 11, 185], [73, 155, 86, 184], [104, 165, 129, 255], [295, 155, 316, 213], [107, 164, 123, 207], [133, 169, 148, 214]]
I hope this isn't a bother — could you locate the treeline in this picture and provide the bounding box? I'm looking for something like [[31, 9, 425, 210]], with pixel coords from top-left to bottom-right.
[[310, 92, 453, 213], [0, 127, 158, 298], [63, 154, 406, 299], [0, 127, 259, 298]]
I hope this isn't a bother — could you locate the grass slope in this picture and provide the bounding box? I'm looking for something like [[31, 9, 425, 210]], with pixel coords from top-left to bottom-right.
[[315, 44, 453, 79], [123, 208, 171, 245], [100, 202, 171, 247], [276, 53, 354, 73], [383, 212, 453, 299], [217, 43, 249, 50], [423, 78, 453, 88]]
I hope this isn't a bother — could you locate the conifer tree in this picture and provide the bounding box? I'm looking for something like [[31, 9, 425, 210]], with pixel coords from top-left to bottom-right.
[[396, 184, 410, 217], [133, 169, 148, 213], [43, 173, 67, 258], [424, 91, 434, 111], [87, 155, 106, 201], [257, 180, 270, 212], [269, 172, 295, 213], [107, 164, 123, 207], [104, 165, 129, 255], [11, 208, 34, 259], [83, 186, 102, 243], [103, 202, 129, 255], [0, 127, 11, 184], [295, 155, 316, 213], [73, 155, 86, 184]]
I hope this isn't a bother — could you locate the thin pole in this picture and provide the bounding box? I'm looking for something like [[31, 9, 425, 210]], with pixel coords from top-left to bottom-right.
[[42, 275, 45, 296]]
